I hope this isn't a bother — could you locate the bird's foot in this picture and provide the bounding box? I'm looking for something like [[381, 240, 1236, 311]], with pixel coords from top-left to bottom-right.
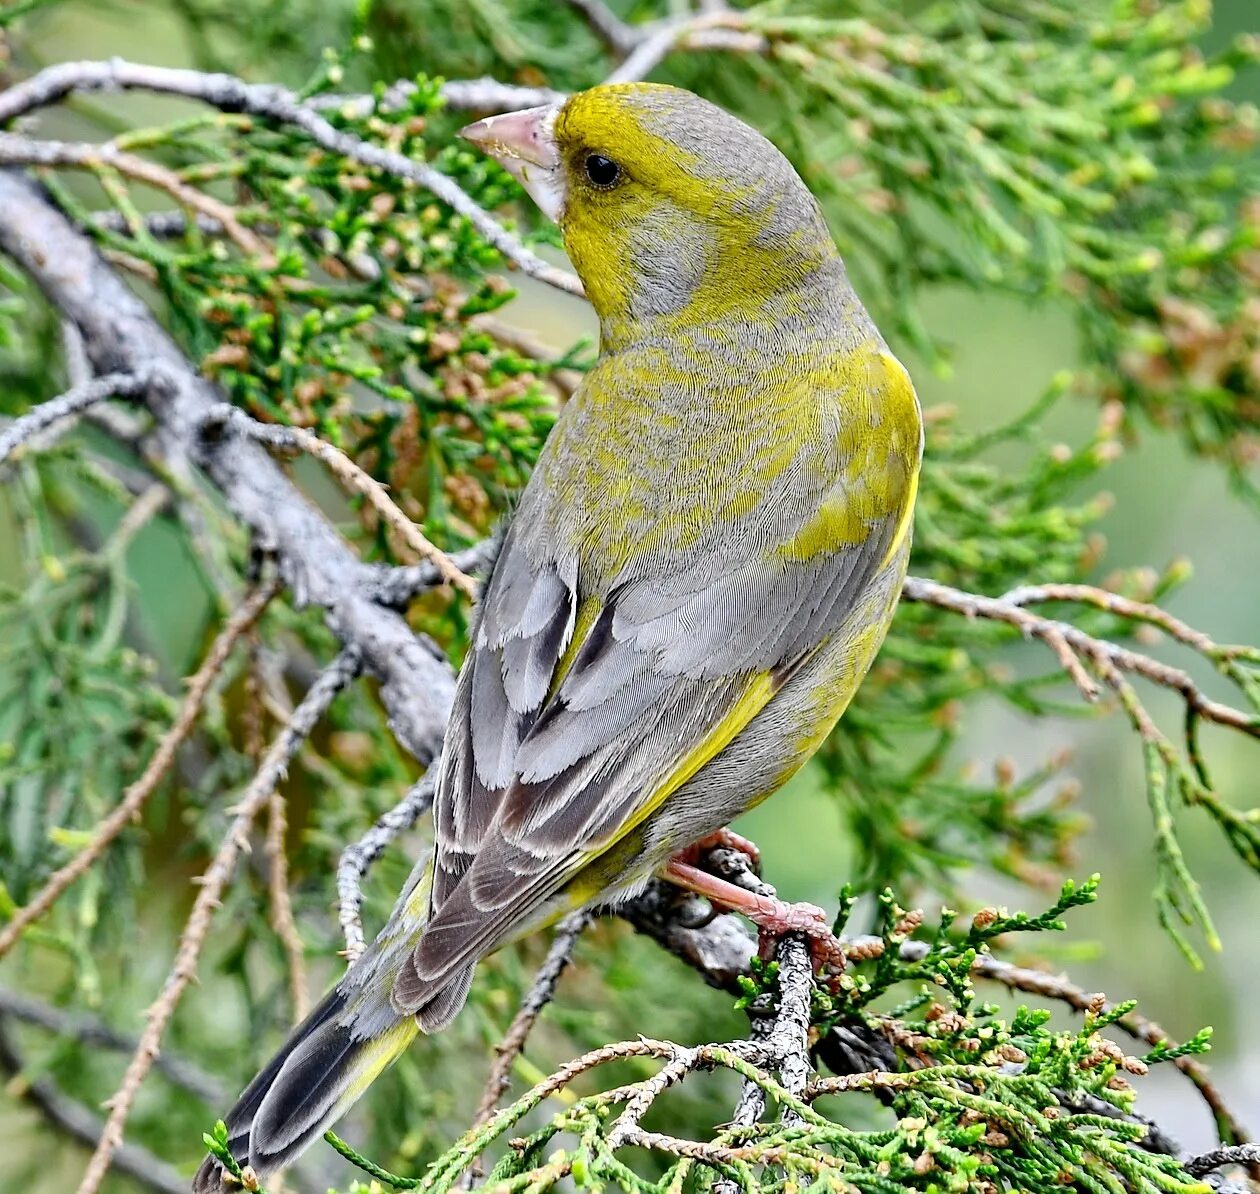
[[663, 858, 846, 972], [673, 826, 762, 872]]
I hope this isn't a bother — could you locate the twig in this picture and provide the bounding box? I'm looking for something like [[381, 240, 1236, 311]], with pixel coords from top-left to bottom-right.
[[367, 539, 497, 609], [472, 911, 592, 1126], [0, 987, 225, 1105], [207, 404, 478, 599], [0, 369, 152, 465], [900, 576, 1258, 736], [0, 60, 583, 297], [265, 787, 309, 1022], [0, 1022, 188, 1194], [312, 78, 564, 118], [0, 132, 269, 259], [565, 0, 638, 55], [337, 770, 437, 962], [0, 578, 279, 961], [74, 648, 361, 1194], [1185, 1145, 1260, 1178]]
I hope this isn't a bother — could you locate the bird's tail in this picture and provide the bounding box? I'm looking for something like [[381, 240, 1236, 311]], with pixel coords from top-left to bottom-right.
[[191, 978, 417, 1192], [193, 859, 475, 1191]]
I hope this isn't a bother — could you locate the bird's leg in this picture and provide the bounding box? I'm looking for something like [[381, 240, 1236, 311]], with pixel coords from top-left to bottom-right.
[[663, 858, 846, 971], [671, 826, 762, 872]]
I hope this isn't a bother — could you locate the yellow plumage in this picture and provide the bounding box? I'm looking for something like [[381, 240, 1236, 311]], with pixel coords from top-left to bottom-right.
[[194, 81, 921, 1192]]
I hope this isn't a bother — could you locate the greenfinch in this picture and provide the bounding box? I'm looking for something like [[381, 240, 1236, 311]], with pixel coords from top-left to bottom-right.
[[194, 82, 921, 1191]]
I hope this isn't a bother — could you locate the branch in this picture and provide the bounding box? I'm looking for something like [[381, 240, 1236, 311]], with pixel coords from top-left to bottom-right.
[[0, 369, 152, 465], [75, 649, 361, 1194], [471, 911, 592, 1127], [900, 576, 1259, 738], [0, 171, 457, 763], [206, 404, 478, 598], [337, 771, 437, 963], [0, 131, 269, 258], [0, 60, 583, 297], [0, 987, 225, 1105], [0, 1022, 188, 1194], [0, 578, 279, 960], [1186, 1145, 1260, 1179]]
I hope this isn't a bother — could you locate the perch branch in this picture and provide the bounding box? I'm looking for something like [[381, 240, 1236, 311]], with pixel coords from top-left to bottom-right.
[[0, 578, 279, 961], [74, 649, 360, 1194]]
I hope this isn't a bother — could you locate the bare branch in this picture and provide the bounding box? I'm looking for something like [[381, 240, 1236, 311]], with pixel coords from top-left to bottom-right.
[[0, 987, 225, 1105], [0, 171, 457, 763], [0, 578, 279, 961], [1186, 1145, 1260, 1179], [472, 911, 592, 1126], [338, 771, 437, 962], [0, 60, 583, 297], [367, 539, 498, 609], [900, 576, 1258, 737], [207, 404, 478, 599], [0, 131, 269, 258], [0, 369, 151, 465], [75, 648, 360, 1194], [312, 78, 564, 118]]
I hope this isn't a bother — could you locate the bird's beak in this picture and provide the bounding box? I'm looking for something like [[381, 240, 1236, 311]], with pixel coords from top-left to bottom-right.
[[459, 103, 566, 223]]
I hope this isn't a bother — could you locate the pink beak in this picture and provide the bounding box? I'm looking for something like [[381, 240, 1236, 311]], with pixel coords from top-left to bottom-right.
[[459, 103, 566, 222]]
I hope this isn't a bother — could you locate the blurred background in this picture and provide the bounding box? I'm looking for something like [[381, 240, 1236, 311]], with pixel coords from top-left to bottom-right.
[[0, 1, 1257, 1190]]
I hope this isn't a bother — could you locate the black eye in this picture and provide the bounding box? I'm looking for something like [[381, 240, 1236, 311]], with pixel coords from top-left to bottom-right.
[[584, 154, 621, 188]]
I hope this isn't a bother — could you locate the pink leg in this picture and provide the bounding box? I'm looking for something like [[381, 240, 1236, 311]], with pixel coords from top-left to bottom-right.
[[664, 859, 846, 970], [675, 827, 762, 871]]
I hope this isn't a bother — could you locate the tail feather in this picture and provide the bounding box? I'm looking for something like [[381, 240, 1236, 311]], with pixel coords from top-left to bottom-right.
[[192, 853, 481, 1192], [191, 985, 417, 1193]]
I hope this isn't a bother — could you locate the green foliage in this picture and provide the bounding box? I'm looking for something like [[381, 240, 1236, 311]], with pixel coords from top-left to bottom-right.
[[253, 882, 1215, 1194], [0, 2, 1257, 1192]]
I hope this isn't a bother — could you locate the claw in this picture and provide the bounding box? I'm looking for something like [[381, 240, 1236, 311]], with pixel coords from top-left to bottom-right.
[[663, 859, 847, 975]]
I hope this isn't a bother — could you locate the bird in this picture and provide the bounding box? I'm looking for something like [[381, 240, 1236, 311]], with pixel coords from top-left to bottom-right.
[[192, 81, 922, 1191]]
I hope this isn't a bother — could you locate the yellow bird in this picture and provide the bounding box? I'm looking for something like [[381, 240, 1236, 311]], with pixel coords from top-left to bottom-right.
[[194, 82, 921, 1191]]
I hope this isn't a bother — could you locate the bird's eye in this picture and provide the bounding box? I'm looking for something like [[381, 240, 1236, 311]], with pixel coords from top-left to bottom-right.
[[583, 154, 621, 188]]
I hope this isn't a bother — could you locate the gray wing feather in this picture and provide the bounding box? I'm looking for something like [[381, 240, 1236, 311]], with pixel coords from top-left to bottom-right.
[[416, 495, 901, 996]]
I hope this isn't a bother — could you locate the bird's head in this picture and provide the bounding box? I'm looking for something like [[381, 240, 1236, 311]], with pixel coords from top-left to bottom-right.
[[460, 83, 843, 346]]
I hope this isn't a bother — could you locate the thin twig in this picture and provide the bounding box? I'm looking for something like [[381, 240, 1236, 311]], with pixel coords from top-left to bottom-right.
[[265, 787, 309, 1022], [1185, 1145, 1260, 1179], [472, 911, 592, 1126], [901, 576, 1259, 735], [74, 648, 361, 1194], [207, 405, 478, 598], [0, 369, 152, 465], [0, 60, 583, 296], [0, 578, 279, 961], [337, 770, 437, 962], [0, 132, 269, 258]]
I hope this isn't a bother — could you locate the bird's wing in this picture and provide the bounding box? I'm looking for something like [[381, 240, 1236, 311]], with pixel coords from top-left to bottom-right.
[[405, 466, 915, 1005]]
